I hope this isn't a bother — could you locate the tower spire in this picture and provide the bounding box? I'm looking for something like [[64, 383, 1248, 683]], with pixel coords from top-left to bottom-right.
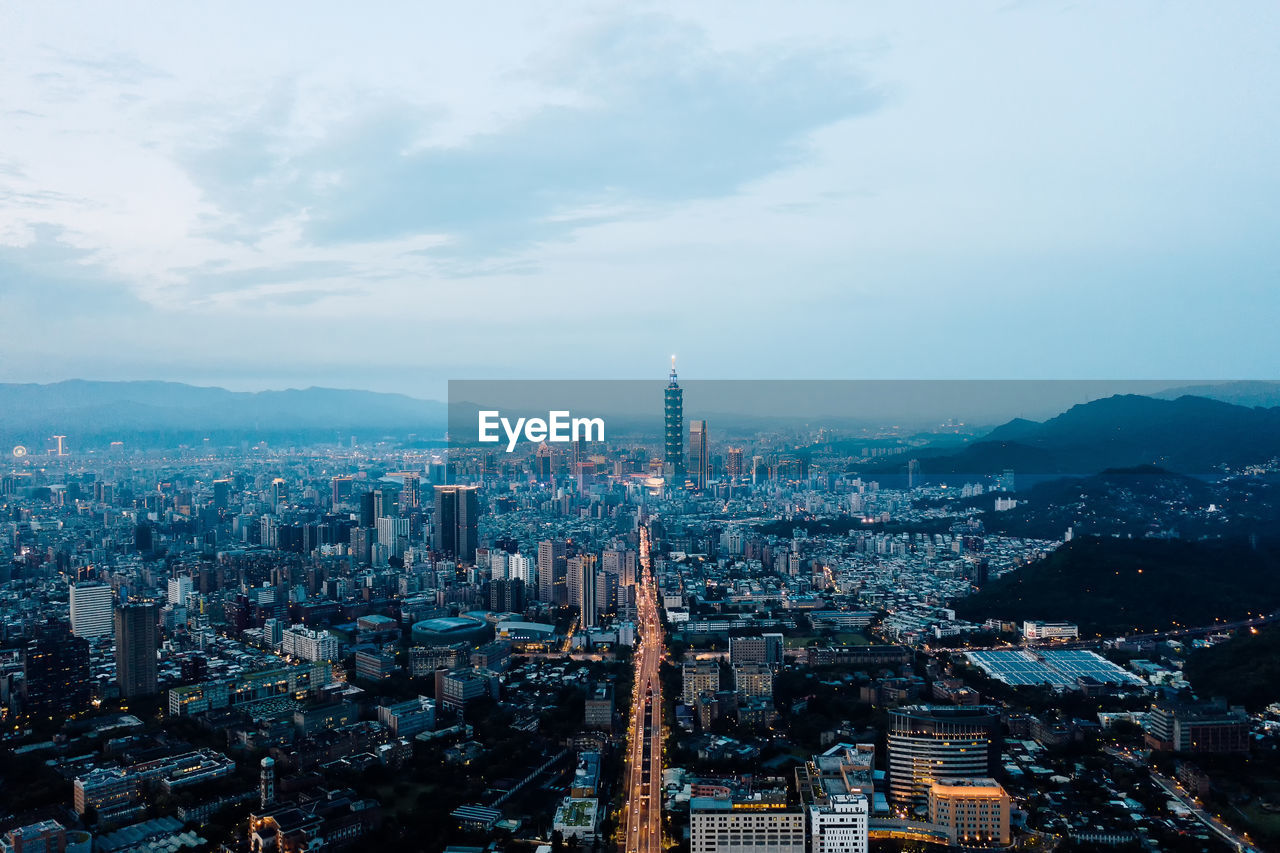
[[669, 354, 677, 385]]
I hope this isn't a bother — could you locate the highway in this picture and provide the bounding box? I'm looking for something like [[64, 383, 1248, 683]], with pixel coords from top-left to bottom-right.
[[621, 524, 664, 853]]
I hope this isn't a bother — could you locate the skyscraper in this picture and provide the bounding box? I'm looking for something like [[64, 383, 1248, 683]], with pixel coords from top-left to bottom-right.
[[115, 602, 159, 699], [887, 706, 1002, 804], [726, 446, 744, 480], [665, 356, 685, 485], [537, 539, 568, 605], [432, 485, 478, 563], [23, 624, 91, 720], [689, 419, 709, 490], [402, 474, 421, 511], [69, 581, 114, 639], [569, 554, 598, 628], [167, 574, 192, 607]]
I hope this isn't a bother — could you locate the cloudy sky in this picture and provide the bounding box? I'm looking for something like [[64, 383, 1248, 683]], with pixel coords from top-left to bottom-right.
[[2, 2, 1277, 397]]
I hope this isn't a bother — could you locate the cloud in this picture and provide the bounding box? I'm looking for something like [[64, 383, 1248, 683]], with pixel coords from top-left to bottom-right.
[[180, 16, 881, 261]]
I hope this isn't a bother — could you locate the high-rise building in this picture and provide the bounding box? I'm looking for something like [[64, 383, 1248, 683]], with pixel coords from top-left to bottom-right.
[[23, 625, 91, 720], [115, 602, 159, 699], [537, 540, 567, 605], [569, 555, 598, 628], [167, 574, 192, 607], [664, 357, 685, 485], [682, 661, 720, 705], [689, 420, 709, 490], [887, 706, 1002, 804], [489, 578, 525, 613], [432, 485, 478, 563], [358, 491, 377, 528], [726, 447, 744, 480], [401, 474, 421, 511], [212, 478, 232, 509], [69, 581, 114, 639], [508, 552, 533, 585]]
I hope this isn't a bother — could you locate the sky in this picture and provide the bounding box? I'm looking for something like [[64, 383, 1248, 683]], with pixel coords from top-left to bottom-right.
[[1, 2, 1277, 398]]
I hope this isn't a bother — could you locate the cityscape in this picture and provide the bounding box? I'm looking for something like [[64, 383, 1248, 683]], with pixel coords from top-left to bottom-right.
[[3, 370, 1280, 853], [4, 3, 1280, 853]]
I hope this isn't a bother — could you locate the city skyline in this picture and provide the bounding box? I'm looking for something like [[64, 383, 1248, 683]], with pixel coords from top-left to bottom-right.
[[3, 3, 1279, 393]]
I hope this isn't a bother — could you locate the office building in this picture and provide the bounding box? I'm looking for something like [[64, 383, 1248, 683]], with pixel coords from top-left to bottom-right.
[[69, 581, 113, 639], [689, 419, 709, 490], [168, 662, 331, 716], [729, 633, 784, 667], [115, 602, 159, 699], [733, 663, 775, 699], [22, 627, 91, 720], [569, 554, 598, 628], [807, 795, 869, 853], [378, 696, 436, 738], [281, 625, 339, 662], [584, 683, 614, 732], [167, 575, 192, 607], [887, 706, 1001, 804], [1021, 620, 1079, 641], [433, 485, 478, 563], [1143, 699, 1251, 753], [928, 778, 1011, 846], [537, 539, 567, 605], [665, 357, 685, 485], [725, 447, 744, 480], [682, 661, 720, 705], [689, 796, 805, 853]]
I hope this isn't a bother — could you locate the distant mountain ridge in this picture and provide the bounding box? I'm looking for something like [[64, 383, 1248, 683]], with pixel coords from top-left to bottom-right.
[[866, 393, 1280, 476], [0, 380, 447, 447]]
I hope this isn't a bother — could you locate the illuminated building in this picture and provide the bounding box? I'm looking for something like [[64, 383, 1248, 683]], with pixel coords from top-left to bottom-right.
[[665, 357, 685, 485], [887, 706, 1001, 804], [689, 796, 806, 853], [927, 778, 1011, 846]]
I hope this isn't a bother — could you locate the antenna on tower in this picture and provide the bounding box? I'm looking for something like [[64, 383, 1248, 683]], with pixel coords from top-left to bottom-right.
[[669, 354, 677, 381]]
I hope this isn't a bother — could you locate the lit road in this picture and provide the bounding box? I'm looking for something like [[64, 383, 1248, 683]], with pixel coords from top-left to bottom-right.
[[1106, 747, 1258, 852], [621, 524, 664, 853]]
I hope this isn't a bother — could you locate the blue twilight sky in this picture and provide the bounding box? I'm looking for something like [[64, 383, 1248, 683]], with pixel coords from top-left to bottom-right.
[[0, 2, 1277, 397]]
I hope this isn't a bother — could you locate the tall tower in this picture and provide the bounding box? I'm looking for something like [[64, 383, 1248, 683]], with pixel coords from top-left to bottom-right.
[[664, 356, 685, 485], [689, 420, 709, 490], [432, 485, 478, 563], [260, 757, 276, 808], [537, 540, 567, 605], [114, 602, 159, 699]]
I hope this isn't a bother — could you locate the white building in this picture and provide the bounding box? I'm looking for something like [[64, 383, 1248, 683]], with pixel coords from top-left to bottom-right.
[[690, 797, 806, 853], [167, 575, 192, 607], [808, 794, 869, 853], [1022, 620, 1079, 641], [508, 552, 533, 585], [69, 582, 114, 638], [281, 625, 339, 662]]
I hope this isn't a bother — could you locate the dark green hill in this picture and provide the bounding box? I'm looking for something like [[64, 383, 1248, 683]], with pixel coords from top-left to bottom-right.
[[952, 537, 1280, 637], [1184, 627, 1280, 711], [871, 394, 1280, 476]]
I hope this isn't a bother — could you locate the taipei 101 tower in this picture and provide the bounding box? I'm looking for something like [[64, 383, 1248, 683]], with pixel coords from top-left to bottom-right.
[[664, 356, 685, 485]]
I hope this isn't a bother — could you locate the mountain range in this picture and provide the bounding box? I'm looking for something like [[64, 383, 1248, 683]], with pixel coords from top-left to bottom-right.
[[0, 380, 447, 449], [869, 393, 1280, 476]]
